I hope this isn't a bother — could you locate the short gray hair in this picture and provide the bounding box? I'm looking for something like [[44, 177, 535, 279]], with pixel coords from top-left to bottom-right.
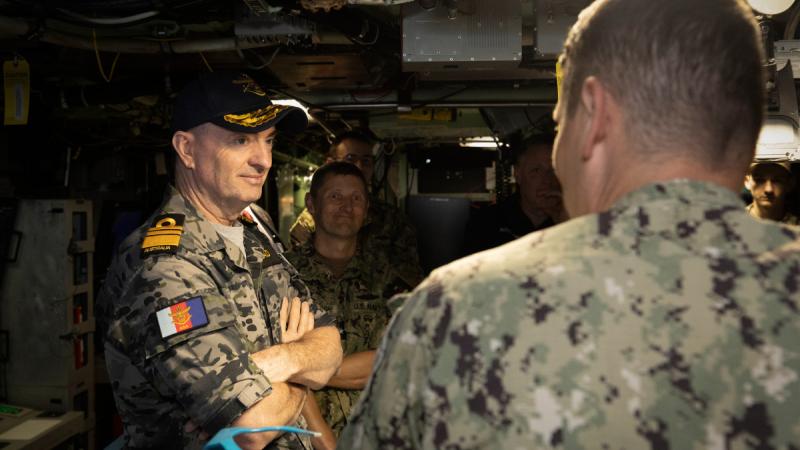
[[559, 0, 765, 167]]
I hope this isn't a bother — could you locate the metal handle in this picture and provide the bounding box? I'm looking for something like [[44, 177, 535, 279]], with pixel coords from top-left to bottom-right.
[[7, 231, 22, 262]]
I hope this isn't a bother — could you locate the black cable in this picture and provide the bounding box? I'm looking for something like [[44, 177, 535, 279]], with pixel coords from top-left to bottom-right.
[[370, 85, 473, 118]]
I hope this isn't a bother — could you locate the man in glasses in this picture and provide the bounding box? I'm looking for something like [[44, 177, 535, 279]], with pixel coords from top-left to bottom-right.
[[291, 131, 423, 288]]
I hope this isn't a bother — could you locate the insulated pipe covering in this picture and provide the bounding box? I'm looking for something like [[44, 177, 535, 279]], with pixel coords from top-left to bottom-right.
[[0, 16, 279, 54]]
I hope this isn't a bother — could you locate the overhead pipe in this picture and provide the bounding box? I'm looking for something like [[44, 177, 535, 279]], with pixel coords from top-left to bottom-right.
[[321, 102, 556, 110], [0, 16, 280, 54], [294, 85, 557, 108]]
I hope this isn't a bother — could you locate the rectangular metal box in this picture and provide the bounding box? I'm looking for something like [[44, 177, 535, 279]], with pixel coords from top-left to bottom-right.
[[402, 0, 523, 72]]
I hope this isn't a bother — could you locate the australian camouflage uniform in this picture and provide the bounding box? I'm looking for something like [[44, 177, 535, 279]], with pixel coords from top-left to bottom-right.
[[290, 193, 424, 286], [286, 239, 418, 436], [97, 186, 334, 450], [340, 180, 800, 449]]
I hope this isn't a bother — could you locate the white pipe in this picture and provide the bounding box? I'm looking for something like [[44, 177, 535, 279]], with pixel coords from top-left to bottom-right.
[[55, 9, 160, 26]]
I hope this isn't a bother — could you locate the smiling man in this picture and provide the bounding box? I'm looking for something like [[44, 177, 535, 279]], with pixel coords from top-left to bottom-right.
[[339, 0, 800, 448], [745, 160, 798, 224], [98, 72, 343, 450], [286, 162, 417, 449]]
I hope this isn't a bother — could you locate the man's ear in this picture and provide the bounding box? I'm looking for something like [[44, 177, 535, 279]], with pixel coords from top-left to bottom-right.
[[305, 192, 316, 216], [744, 175, 755, 192], [579, 76, 611, 162], [172, 131, 196, 169]]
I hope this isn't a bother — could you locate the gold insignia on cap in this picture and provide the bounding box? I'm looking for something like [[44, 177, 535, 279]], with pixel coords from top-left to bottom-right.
[[232, 74, 267, 97], [224, 104, 288, 128]]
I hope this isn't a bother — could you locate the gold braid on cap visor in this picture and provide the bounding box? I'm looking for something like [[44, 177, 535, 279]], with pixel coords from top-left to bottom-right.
[[223, 104, 288, 128]]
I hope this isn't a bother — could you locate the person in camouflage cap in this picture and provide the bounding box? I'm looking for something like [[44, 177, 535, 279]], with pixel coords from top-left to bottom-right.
[[97, 72, 343, 450], [285, 162, 418, 450], [745, 160, 799, 224], [340, 0, 800, 448], [290, 131, 424, 285]]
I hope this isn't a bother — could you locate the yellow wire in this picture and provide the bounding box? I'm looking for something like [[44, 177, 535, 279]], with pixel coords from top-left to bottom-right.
[[199, 52, 214, 72], [92, 29, 121, 83]]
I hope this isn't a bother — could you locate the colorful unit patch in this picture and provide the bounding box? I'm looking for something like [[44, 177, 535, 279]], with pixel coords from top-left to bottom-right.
[[141, 213, 185, 258], [156, 297, 209, 338]]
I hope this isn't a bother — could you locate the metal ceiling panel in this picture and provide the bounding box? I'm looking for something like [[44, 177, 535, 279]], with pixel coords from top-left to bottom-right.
[[269, 53, 374, 91]]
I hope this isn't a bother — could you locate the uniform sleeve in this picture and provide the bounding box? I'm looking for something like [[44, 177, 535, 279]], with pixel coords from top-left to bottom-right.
[[130, 257, 273, 435], [338, 287, 438, 449], [289, 209, 315, 250], [291, 274, 337, 329]]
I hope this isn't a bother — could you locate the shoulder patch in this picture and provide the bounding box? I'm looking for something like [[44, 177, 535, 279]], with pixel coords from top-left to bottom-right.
[[156, 296, 209, 338], [141, 213, 185, 258]]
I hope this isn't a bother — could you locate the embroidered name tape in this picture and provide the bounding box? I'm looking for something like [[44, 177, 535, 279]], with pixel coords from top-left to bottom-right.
[[156, 296, 209, 338], [142, 213, 185, 258]]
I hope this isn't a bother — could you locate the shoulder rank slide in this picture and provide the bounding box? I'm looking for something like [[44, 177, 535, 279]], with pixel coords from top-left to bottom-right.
[[141, 213, 185, 258], [156, 296, 209, 338]]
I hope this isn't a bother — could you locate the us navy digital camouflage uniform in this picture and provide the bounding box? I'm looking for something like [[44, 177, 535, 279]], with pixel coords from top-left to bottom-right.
[[340, 180, 800, 449], [286, 239, 418, 437], [290, 194, 423, 284], [746, 203, 800, 225], [98, 186, 334, 449]]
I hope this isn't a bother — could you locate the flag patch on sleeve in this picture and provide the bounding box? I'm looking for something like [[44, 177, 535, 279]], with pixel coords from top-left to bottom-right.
[[156, 297, 209, 338]]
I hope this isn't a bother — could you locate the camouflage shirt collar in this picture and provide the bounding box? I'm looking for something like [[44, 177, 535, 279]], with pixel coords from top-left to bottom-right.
[[609, 179, 742, 214], [302, 234, 365, 278], [157, 185, 229, 254]]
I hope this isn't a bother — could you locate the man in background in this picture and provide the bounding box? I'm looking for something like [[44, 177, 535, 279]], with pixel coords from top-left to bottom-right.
[[745, 160, 798, 224], [462, 132, 564, 255], [287, 162, 417, 449], [340, 0, 800, 448], [291, 131, 423, 284]]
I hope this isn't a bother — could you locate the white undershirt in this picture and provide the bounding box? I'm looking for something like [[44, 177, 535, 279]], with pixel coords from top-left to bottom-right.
[[211, 221, 246, 256]]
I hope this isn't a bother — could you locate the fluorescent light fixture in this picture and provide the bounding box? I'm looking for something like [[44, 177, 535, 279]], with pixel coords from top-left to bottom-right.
[[758, 118, 795, 145], [747, 0, 793, 15], [459, 136, 500, 148], [755, 115, 799, 159], [271, 99, 314, 121]]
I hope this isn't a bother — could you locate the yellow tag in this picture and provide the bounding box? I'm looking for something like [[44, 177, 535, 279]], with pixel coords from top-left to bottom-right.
[[3, 58, 30, 126], [555, 60, 564, 102], [398, 108, 454, 122]]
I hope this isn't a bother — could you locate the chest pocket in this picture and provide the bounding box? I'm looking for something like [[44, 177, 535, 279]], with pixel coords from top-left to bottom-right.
[[341, 296, 391, 353]]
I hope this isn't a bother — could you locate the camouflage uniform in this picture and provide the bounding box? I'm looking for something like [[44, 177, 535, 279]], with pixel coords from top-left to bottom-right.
[[290, 194, 423, 285], [285, 239, 416, 437], [746, 203, 800, 225], [98, 186, 334, 450], [340, 180, 800, 449]]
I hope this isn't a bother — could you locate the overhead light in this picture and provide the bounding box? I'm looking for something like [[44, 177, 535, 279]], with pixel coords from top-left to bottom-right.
[[756, 115, 799, 159], [747, 0, 793, 15], [272, 99, 314, 121], [459, 136, 500, 148]]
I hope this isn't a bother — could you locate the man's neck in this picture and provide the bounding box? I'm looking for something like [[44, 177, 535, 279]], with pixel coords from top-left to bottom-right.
[[313, 232, 357, 268], [749, 202, 786, 221], [589, 158, 747, 215], [176, 176, 243, 226], [519, 197, 551, 227]]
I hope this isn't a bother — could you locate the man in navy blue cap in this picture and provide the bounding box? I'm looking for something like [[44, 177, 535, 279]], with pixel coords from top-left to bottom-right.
[[98, 72, 343, 449]]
